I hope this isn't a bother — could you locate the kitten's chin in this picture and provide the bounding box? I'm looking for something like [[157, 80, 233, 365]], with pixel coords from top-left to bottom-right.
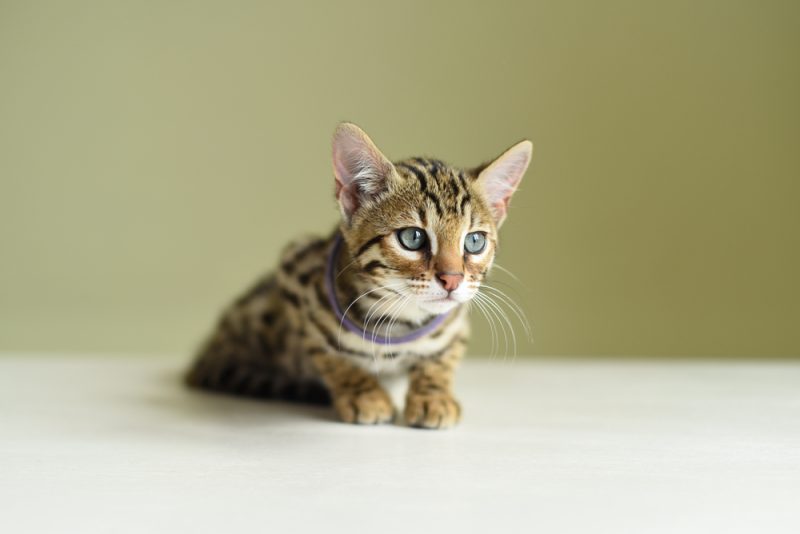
[[416, 297, 461, 315]]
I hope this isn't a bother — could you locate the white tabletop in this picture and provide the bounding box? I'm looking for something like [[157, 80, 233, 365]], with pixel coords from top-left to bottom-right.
[[1, 355, 798, 533]]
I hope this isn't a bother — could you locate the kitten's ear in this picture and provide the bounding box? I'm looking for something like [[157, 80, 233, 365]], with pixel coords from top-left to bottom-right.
[[476, 140, 533, 226], [332, 122, 396, 220]]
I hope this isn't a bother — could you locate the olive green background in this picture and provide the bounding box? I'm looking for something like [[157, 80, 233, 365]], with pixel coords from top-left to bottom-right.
[[1, 1, 798, 357]]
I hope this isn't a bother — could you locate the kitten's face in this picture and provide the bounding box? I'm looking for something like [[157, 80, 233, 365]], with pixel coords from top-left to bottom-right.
[[345, 160, 498, 315], [332, 123, 532, 317]]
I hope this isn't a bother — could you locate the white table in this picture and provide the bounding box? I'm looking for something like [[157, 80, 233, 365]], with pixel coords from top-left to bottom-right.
[[1, 355, 798, 533]]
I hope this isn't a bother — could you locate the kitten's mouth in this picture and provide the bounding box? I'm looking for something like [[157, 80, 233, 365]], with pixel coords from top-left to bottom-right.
[[417, 295, 461, 313], [424, 295, 457, 303]]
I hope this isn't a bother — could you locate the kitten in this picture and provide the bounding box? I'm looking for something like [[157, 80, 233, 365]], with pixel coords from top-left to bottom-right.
[[186, 123, 532, 429]]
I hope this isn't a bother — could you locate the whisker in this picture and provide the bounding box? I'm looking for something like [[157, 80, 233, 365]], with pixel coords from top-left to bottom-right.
[[385, 295, 411, 342], [336, 256, 362, 279], [474, 292, 511, 360], [482, 295, 506, 360], [468, 298, 492, 358], [370, 293, 407, 357], [480, 284, 534, 343], [362, 291, 402, 365], [471, 294, 499, 359], [485, 277, 525, 296], [376, 295, 411, 360], [491, 262, 524, 285], [476, 292, 517, 361], [337, 283, 405, 350], [363, 291, 398, 336]]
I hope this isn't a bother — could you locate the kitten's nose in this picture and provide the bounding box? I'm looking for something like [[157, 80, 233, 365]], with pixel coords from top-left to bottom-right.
[[436, 272, 464, 292]]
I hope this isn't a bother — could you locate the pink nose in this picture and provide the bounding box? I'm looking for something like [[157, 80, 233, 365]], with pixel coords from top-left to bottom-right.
[[436, 272, 464, 292]]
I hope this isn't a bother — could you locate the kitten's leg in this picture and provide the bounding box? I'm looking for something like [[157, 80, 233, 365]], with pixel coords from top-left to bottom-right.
[[311, 353, 394, 425], [404, 343, 465, 429]]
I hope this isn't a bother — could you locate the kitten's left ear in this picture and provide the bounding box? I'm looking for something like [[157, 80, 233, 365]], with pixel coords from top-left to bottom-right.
[[476, 140, 533, 226], [332, 122, 397, 221]]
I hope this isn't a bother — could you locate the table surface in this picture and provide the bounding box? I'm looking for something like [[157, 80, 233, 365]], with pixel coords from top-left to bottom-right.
[[1, 354, 799, 534]]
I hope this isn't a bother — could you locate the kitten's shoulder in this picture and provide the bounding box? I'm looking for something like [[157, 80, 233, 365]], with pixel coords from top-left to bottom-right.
[[278, 233, 333, 273]]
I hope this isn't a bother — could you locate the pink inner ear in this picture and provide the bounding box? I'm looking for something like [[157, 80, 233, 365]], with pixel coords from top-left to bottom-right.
[[332, 137, 362, 187], [331, 123, 395, 219], [485, 174, 521, 205], [489, 191, 513, 223], [479, 140, 532, 223], [331, 128, 370, 217], [334, 173, 359, 215]]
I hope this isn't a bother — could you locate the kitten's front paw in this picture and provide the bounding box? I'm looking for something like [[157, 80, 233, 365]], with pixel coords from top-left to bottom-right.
[[334, 389, 395, 425], [404, 393, 461, 429]]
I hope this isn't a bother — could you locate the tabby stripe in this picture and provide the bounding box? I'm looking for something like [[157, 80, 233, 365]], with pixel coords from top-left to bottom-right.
[[415, 157, 443, 175], [306, 346, 328, 356], [297, 265, 322, 285], [413, 157, 429, 166], [458, 172, 468, 190], [280, 288, 301, 307], [354, 234, 385, 257], [281, 240, 326, 274], [459, 193, 470, 215], [417, 207, 427, 226], [235, 276, 276, 305], [313, 278, 332, 310], [307, 312, 371, 358], [313, 274, 375, 318], [449, 177, 460, 197], [261, 311, 277, 325], [281, 261, 294, 274], [425, 191, 444, 217], [408, 335, 468, 359], [429, 309, 462, 338], [352, 382, 377, 396], [416, 383, 445, 394], [363, 260, 387, 274], [293, 239, 328, 263], [344, 375, 371, 390], [399, 163, 428, 192]]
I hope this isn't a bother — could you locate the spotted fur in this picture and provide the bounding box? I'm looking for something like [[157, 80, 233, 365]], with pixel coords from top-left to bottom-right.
[[186, 123, 532, 429]]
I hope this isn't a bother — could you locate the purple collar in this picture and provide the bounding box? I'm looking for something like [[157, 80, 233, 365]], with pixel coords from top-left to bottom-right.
[[324, 233, 450, 345]]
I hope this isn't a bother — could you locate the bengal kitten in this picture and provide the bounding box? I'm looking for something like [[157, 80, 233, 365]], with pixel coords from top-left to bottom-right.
[[186, 123, 532, 429]]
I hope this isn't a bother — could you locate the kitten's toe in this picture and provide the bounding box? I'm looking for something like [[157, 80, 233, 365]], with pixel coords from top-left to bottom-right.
[[334, 389, 395, 425], [404, 393, 461, 429]]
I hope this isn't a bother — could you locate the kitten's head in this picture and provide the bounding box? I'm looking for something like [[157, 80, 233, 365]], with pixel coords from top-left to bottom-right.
[[332, 122, 532, 317]]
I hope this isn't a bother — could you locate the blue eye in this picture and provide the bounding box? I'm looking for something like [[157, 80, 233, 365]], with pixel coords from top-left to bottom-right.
[[397, 227, 427, 251], [464, 232, 486, 254]]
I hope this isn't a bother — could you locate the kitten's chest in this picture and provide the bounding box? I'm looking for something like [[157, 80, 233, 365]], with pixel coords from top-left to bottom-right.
[[336, 317, 468, 373], [348, 348, 431, 375]]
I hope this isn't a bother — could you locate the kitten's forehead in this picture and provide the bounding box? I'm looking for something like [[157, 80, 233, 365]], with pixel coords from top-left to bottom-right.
[[393, 157, 493, 229], [395, 157, 468, 202]]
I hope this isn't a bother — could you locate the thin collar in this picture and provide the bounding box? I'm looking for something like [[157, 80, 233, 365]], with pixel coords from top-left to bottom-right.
[[324, 233, 451, 345]]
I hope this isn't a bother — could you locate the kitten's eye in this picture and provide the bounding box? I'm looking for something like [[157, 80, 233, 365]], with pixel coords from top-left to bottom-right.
[[464, 232, 487, 254], [397, 227, 427, 251]]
